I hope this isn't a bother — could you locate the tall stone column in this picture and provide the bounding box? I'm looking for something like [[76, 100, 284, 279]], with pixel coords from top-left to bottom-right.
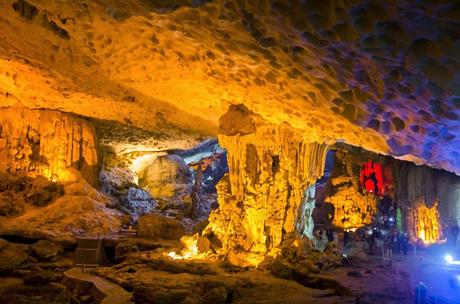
[[205, 105, 329, 259]]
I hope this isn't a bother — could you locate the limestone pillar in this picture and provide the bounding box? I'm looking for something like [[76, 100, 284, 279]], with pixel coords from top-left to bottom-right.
[[205, 105, 329, 257]]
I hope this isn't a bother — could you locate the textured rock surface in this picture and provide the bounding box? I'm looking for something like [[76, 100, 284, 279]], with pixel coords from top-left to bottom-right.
[[324, 150, 378, 230], [100, 167, 156, 218], [1, 1, 460, 173], [139, 155, 191, 200], [0, 106, 99, 185], [205, 105, 330, 257], [0, 169, 122, 241], [0, 238, 28, 272], [138, 214, 185, 240], [0, 173, 64, 216]]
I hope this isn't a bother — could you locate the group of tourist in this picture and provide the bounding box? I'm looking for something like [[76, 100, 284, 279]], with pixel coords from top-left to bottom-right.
[[361, 228, 409, 256]]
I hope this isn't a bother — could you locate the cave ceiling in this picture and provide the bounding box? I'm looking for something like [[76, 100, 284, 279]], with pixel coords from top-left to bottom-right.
[[0, 0, 459, 173]]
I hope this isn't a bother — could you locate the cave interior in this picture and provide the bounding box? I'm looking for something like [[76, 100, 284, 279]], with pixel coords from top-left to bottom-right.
[[1, 0, 460, 303]]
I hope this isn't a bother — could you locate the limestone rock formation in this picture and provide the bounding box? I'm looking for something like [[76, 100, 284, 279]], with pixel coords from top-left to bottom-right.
[[0, 169, 122, 241], [323, 149, 378, 230], [138, 214, 185, 240], [139, 155, 191, 201], [0, 238, 28, 272], [0, 106, 99, 185], [325, 178, 377, 230], [0, 173, 64, 216], [100, 167, 156, 218], [205, 105, 330, 260], [1, 1, 460, 174]]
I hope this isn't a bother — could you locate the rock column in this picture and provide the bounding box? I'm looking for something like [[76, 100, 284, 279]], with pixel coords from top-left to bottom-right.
[[205, 105, 329, 257]]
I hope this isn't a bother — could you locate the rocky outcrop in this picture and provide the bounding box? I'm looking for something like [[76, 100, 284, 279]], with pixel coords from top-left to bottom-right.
[[394, 163, 460, 243], [138, 214, 185, 240], [321, 148, 380, 230], [205, 105, 330, 259], [0, 169, 122, 241], [100, 167, 156, 219], [0, 106, 99, 185], [139, 155, 191, 201], [0, 172, 64, 216], [0, 238, 28, 272]]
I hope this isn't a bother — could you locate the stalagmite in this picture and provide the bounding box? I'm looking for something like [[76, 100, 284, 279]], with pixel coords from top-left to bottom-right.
[[296, 185, 316, 240], [0, 106, 99, 185], [205, 105, 330, 262]]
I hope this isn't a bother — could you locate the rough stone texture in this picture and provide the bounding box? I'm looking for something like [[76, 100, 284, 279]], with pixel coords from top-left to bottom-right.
[[100, 167, 156, 218], [0, 106, 99, 185], [30, 239, 62, 260], [139, 155, 191, 200], [0, 172, 64, 216], [325, 171, 377, 230], [1, 1, 460, 173], [0, 169, 122, 241], [205, 105, 330, 258], [138, 214, 185, 240], [394, 162, 460, 243], [0, 238, 28, 272]]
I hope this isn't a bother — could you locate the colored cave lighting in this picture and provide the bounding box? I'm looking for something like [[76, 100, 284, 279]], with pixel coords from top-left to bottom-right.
[[416, 203, 441, 244], [360, 161, 385, 196]]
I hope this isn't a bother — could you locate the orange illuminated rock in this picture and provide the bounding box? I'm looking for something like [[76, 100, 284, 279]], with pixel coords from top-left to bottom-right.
[[325, 180, 377, 230], [204, 105, 330, 261], [1, 1, 459, 174], [410, 202, 441, 244], [324, 149, 378, 230], [0, 106, 98, 185]]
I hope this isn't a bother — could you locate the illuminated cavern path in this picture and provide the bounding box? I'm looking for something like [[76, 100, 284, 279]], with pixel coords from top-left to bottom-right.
[[1, 1, 460, 303]]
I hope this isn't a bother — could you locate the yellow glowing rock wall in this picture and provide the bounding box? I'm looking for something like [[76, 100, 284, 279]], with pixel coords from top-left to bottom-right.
[[323, 149, 378, 230], [325, 180, 377, 230], [412, 202, 441, 244], [0, 106, 98, 185], [205, 105, 329, 254]]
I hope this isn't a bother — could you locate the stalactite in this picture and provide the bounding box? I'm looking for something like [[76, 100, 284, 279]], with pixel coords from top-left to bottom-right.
[[0, 106, 99, 185], [204, 105, 330, 261]]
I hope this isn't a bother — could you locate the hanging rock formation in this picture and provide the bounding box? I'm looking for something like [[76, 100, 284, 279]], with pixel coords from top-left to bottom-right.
[[205, 105, 330, 261], [1, 1, 460, 174], [0, 106, 98, 185]]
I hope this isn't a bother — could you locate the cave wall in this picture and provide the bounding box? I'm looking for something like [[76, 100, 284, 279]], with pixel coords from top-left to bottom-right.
[[323, 144, 460, 243], [0, 106, 99, 185], [323, 148, 379, 230], [395, 162, 460, 242], [205, 105, 329, 258]]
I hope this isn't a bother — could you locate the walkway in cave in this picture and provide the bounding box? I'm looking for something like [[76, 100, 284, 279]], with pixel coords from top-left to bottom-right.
[[64, 268, 133, 304]]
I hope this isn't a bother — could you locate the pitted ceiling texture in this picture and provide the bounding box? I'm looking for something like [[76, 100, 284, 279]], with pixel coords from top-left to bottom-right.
[[0, 0, 459, 173]]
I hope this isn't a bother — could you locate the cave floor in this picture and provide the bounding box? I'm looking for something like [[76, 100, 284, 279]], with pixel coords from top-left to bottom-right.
[[393, 251, 460, 304], [324, 250, 460, 304]]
